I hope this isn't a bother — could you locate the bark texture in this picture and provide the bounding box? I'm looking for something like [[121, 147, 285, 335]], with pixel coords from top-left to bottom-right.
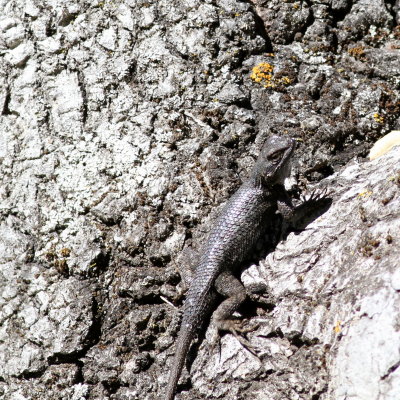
[[0, 0, 399, 399]]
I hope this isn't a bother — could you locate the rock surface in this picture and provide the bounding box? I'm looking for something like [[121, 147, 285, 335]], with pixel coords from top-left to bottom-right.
[[0, 0, 399, 399]]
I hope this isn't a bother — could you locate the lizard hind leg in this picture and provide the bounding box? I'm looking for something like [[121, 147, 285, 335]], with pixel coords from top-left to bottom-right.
[[212, 271, 259, 356]]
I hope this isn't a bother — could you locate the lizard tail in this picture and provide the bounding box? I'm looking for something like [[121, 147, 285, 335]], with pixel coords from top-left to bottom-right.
[[165, 323, 194, 400]]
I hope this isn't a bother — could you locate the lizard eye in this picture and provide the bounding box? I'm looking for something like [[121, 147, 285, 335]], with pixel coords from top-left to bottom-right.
[[268, 149, 284, 162]]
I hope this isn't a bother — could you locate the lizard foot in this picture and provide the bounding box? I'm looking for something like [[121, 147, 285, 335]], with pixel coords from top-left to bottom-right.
[[216, 319, 260, 357]]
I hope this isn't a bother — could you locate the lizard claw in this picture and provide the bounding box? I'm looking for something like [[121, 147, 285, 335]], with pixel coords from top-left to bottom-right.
[[229, 324, 260, 357], [301, 187, 329, 203], [217, 319, 260, 357]]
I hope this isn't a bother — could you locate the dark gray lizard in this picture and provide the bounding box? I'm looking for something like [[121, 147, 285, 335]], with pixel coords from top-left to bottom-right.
[[165, 135, 314, 400]]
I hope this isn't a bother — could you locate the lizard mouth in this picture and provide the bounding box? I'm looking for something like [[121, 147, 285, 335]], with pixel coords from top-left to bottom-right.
[[273, 141, 295, 184]]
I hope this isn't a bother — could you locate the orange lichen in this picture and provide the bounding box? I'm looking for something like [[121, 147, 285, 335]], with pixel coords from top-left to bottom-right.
[[250, 62, 274, 83], [348, 46, 365, 58], [280, 76, 292, 85], [250, 62, 292, 89], [373, 113, 385, 124]]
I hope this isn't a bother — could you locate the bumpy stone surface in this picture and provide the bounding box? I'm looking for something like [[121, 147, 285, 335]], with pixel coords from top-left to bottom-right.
[[0, 0, 399, 399]]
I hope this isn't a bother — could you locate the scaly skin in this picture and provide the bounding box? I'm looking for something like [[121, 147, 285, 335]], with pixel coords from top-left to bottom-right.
[[165, 135, 296, 400]]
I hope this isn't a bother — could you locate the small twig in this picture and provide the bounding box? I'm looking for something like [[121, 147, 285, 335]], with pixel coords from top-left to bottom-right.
[[160, 295, 178, 310]]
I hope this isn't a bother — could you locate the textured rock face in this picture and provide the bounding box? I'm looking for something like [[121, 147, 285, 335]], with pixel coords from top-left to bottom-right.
[[0, 0, 399, 399]]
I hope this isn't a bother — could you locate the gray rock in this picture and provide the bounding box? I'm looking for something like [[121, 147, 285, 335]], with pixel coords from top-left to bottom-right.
[[4, 41, 34, 66]]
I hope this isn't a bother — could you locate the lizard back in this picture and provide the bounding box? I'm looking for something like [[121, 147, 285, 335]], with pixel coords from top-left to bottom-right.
[[183, 183, 272, 327]]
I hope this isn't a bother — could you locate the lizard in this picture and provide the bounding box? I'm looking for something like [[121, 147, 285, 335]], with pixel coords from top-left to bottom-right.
[[165, 135, 322, 400]]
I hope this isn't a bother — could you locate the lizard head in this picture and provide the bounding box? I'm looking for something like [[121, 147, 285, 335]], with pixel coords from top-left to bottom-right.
[[251, 135, 295, 187]]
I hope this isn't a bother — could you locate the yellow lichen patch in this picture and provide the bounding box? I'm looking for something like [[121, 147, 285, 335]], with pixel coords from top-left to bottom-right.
[[348, 46, 365, 58], [250, 62, 274, 84], [369, 130, 400, 160], [60, 248, 71, 257], [281, 76, 292, 85], [250, 62, 292, 89], [334, 320, 342, 334], [263, 79, 275, 88], [373, 113, 385, 124], [358, 190, 373, 197]]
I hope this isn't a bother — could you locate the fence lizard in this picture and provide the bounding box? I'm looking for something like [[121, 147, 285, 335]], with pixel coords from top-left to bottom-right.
[[165, 135, 321, 399]]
